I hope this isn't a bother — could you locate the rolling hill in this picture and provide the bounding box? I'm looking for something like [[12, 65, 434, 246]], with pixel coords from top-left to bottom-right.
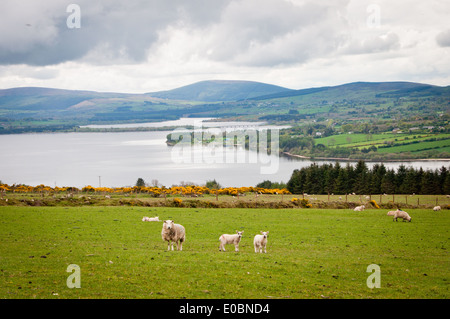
[[0, 80, 449, 134], [146, 80, 293, 101]]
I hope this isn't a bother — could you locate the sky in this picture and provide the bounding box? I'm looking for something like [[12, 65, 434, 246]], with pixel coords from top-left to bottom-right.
[[0, 0, 449, 93]]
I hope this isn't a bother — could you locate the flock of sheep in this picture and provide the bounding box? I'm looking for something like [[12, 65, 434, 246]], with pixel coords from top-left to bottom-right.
[[142, 216, 268, 253], [142, 204, 444, 251], [355, 205, 442, 222]]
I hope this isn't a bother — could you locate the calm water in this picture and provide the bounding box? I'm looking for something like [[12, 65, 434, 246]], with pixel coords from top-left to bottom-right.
[[0, 119, 448, 188]]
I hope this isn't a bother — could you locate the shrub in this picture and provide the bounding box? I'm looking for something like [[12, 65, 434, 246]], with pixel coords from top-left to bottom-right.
[[368, 199, 380, 209], [291, 197, 312, 208], [172, 198, 183, 207]]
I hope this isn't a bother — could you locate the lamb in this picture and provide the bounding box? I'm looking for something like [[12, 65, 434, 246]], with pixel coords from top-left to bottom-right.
[[387, 209, 412, 222], [161, 220, 186, 251], [142, 216, 160, 222], [354, 205, 365, 212], [219, 231, 243, 252], [433, 206, 441, 211], [254, 231, 269, 253]]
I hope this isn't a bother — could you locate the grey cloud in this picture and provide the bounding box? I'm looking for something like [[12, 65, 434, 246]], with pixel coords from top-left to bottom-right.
[[436, 29, 450, 47], [198, 0, 350, 67], [340, 32, 400, 55], [0, 0, 233, 66]]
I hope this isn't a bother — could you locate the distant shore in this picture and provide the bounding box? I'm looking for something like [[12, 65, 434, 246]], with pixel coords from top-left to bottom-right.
[[281, 151, 450, 163]]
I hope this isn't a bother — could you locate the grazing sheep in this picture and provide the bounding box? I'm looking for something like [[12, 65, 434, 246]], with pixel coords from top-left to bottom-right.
[[433, 206, 441, 211], [142, 216, 160, 222], [254, 231, 269, 253], [161, 220, 186, 251], [354, 205, 365, 212], [219, 231, 244, 252], [387, 209, 412, 222], [386, 210, 397, 216]]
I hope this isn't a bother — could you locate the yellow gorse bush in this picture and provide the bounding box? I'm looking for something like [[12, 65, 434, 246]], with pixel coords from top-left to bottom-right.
[[0, 182, 291, 196]]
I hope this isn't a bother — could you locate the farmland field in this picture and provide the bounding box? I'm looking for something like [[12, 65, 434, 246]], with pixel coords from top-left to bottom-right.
[[0, 206, 448, 299]]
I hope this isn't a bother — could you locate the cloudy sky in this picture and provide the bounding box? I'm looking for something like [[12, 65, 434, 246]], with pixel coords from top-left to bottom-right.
[[0, 0, 449, 93]]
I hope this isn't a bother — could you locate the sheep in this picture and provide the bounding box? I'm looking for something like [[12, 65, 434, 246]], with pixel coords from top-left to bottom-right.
[[433, 206, 441, 211], [161, 220, 186, 251], [387, 209, 412, 222], [219, 231, 244, 252], [142, 216, 160, 222], [254, 231, 269, 253], [386, 210, 397, 216], [354, 205, 365, 212]]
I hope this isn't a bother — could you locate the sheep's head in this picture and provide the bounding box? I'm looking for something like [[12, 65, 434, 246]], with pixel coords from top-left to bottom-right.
[[164, 220, 174, 229], [236, 230, 244, 238], [260, 231, 269, 239]]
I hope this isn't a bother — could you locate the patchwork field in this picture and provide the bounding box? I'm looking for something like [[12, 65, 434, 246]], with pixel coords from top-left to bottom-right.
[[318, 133, 450, 154], [0, 206, 448, 299]]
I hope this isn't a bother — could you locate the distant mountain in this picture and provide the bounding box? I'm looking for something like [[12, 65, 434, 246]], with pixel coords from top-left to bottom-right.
[[0, 80, 449, 134], [249, 81, 439, 100], [147, 80, 293, 102], [0, 87, 129, 112]]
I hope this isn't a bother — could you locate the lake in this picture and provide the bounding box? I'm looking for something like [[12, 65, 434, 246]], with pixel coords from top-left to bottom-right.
[[0, 118, 449, 188]]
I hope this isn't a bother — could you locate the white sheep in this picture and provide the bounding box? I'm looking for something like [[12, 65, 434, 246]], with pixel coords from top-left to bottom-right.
[[161, 220, 186, 251], [219, 231, 244, 252], [433, 206, 441, 211], [142, 216, 160, 222], [354, 205, 365, 212], [387, 209, 412, 222], [254, 231, 269, 253]]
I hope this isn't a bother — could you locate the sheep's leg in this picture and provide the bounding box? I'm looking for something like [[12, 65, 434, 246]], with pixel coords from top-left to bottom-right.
[[167, 241, 171, 251], [234, 244, 239, 252], [263, 245, 267, 253], [179, 240, 183, 251]]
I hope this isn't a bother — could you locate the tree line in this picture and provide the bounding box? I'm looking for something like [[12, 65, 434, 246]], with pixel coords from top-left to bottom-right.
[[287, 160, 450, 195]]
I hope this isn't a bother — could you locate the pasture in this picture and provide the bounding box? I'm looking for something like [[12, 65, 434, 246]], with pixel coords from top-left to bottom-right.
[[0, 206, 448, 299]]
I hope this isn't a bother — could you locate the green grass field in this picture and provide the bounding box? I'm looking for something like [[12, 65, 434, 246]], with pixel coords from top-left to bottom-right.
[[0, 206, 448, 299], [317, 133, 450, 155]]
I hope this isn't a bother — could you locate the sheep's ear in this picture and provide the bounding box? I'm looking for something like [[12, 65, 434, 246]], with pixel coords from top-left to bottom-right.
[[266, 231, 269, 234]]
